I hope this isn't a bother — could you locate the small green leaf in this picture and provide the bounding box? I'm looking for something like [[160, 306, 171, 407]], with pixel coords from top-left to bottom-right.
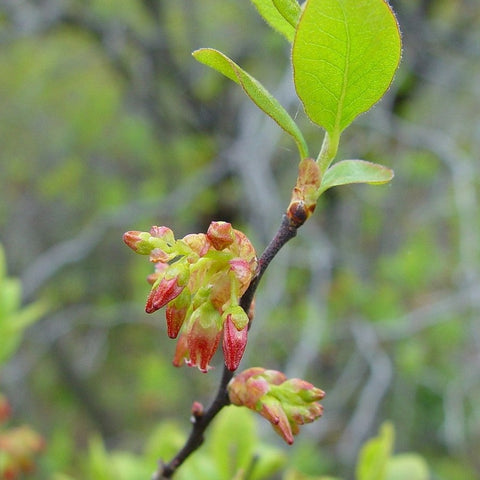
[[319, 160, 394, 195], [292, 0, 402, 136], [249, 0, 295, 41], [193, 48, 308, 159], [272, 0, 301, 28], [356, 422, 395, 480]]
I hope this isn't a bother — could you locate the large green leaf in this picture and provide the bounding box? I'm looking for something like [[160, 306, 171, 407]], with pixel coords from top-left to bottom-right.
[[292, 0, 401, 136], [249, 0, 296, 42], [193, 48, 308, 159], [319, 159, 394, 194]]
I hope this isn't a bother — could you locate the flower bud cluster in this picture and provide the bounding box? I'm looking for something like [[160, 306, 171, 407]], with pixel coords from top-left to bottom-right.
[[228, 367, 325, 444], [124, 221, 257, 372]]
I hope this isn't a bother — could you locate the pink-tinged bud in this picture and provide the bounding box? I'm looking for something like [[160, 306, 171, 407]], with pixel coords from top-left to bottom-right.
[[145, 276, 185, 313], [207, 221, 235, 250], [182, 233, 210, 258], [228, 368, 270, 408], [150, 226, 174, 243], [185, 302, 222, 372], [165, 288, 191, 338], [228, 368, 325, 444], [123, 231, 151, 254], [230, 230, 258, 268], [282, 378, 325, 402], [229, 258, 255, 295], [191, 401, 204, 419], [260, 398, 295, 445], [222, 314, 248, 371]]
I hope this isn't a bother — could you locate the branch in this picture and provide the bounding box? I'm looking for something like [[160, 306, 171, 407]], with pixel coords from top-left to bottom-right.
[[153, 213, 299, 479]]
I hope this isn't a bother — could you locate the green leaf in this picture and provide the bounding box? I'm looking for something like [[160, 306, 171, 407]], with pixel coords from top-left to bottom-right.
[[272, 0, 301, 28], [386, 454, 430, 480], [319, 160, 394, 195], [292, 0, 402, 136], [250, 445, 286, 480], [144, 422, 187, 464], [356, 422, 395, 480], [208, 406, 256, 479], [249, 0, 296, 41], [193, 48, 308, 159]]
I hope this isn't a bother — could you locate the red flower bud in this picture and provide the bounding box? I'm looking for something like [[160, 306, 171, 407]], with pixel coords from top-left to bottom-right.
[[165, 288, 190, 338], [222, 314, 248, 371], [145, 276, 185, 313], [186, 304, 222, 373]]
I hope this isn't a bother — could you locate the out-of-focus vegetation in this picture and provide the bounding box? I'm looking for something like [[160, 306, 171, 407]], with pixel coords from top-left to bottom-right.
[[0, 0, 479, 478]]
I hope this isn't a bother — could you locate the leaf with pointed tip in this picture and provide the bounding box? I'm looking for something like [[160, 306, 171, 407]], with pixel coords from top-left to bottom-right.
[[292, 0, 402, 136], [193, 48, 308, 159], [250, 0, 295, 42], [318, 159, 394, 195], [272, 0, 301, 28]]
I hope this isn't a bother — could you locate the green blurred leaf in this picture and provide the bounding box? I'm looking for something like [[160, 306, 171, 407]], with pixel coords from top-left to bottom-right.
[[249, 0, 296, 41], [144, 421, 187, 465], [0, 300, 48, 365], [292, 0, 401, 136], [386, 454, 430, 480], [86, 436, 111, 480], [209, 405, 256, 479], [250, 444, 286, 480], [0, 277, 21, 319], [319, 160, 394, 194], [283, 469, 342, 480], [0, 244, 47, 366], [109, 452, 152, 479], [356, 422, 394, 480], [193, 48, 308, 160]]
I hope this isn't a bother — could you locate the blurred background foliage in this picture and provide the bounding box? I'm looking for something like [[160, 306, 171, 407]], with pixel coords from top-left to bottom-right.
[[0, 0, 479, 478]]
